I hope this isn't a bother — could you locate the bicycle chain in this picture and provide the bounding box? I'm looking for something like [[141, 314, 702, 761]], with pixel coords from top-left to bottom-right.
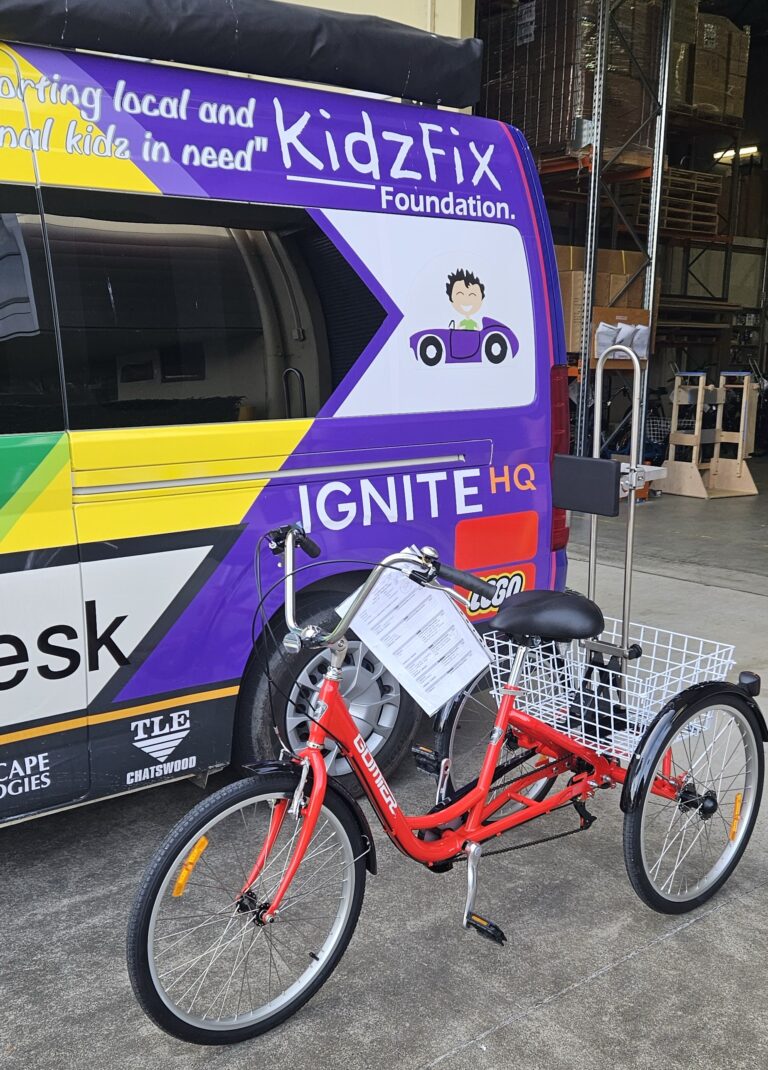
[[452, 802, 593, 860]]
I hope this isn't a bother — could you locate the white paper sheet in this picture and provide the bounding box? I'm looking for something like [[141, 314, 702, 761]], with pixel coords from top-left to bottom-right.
[[337, 565, 491, 716]]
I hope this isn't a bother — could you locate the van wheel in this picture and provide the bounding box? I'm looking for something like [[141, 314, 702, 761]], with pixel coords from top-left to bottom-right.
[[419, 334, 445, 366], [234, 601, 421, 797]]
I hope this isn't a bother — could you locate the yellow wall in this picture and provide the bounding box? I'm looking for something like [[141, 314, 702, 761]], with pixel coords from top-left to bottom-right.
[[278, 0, 475, 39]]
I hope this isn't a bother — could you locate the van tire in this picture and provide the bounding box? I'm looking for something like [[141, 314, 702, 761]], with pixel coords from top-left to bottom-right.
[[233, 598, 421, 797]]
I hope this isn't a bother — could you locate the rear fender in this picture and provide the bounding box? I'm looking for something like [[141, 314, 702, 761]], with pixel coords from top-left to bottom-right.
[[620, 681, 768, 814], [241, 759, 378, 874]]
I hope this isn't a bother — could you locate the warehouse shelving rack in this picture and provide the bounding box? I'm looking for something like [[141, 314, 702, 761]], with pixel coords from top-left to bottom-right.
[[477, 0, 676, 455], [476, 0, 760, 453], [572, 0, 674, 456]]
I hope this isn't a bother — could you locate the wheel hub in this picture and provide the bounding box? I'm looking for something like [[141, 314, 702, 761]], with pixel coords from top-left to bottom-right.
[[236, 891, 271, 925], [678, 783, 719, 820]]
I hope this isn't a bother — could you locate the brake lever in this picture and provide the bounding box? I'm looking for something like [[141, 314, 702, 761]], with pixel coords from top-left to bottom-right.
[[267, 525, 292, 556], [407, 566, 437, 587]]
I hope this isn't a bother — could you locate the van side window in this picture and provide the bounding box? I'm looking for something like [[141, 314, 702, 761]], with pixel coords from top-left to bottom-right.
[[39, 191, 386, 430], [0, 186, 65, 433], [290, 226, 386, 390]]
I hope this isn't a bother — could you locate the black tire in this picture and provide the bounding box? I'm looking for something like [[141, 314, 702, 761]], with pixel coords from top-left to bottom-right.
[[483, 331, 508, 364], [236, 601, 420, 798], [623, 693, 764, 914], [127, 773, 367, 1044], [418, 334, 444, 366], [434, 669, 557, 813]]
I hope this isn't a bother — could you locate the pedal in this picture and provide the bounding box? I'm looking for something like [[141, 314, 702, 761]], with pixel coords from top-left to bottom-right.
[[465, 913, 507, 947], [411, 745, 441, 777]]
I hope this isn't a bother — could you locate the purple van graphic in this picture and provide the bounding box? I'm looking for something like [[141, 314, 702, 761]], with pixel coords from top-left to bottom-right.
[[410, 317, 519, 366]]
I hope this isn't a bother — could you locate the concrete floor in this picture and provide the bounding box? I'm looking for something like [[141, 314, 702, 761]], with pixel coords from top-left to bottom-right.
[[2, 471, 768, 1070], [570, 456, 768, 598]]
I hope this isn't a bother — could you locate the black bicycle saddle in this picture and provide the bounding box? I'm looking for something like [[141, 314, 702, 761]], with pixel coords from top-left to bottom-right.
[[489, 589, 604, 643]]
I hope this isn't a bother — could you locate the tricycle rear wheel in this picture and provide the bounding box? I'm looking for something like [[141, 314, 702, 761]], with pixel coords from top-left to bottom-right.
[[623, 693, 763, 913]]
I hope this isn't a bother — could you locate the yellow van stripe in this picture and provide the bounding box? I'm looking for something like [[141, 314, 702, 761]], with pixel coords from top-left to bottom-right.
[[4, 46, 158, 194], [0, 685, 239, 747], [69, 421, 313, 472], [0, 48, 37, 184], [74, 485, 270, 542], [70, 420, 313, 543]]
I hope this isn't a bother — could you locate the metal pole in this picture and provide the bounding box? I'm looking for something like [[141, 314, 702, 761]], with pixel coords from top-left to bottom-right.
[[758, 238, 768, 375], [575, 0, 610, 457], [637, 0, 674, 462], [643, 0, 674, 316], [723, 128, 742, 300], [589, 345, 643, 654]]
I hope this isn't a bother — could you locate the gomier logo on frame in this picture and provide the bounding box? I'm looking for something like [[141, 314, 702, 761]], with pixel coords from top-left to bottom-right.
[[352, 733, 397, 817], [126, 710, 196, 786]]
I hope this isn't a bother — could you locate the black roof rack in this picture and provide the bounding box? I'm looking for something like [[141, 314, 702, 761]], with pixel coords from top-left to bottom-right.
[[0, 0, 483, 108]]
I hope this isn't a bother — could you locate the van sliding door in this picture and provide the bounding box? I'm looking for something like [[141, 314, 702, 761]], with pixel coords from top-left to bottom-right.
[[0, 180, 90, 822]]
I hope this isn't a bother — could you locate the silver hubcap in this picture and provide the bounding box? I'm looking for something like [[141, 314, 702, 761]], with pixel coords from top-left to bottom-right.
[[640, 705, 759, 902], [286, 642, 401, 776]]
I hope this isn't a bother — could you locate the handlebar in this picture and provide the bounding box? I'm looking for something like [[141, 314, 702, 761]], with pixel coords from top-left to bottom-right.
[[433, 560, 496, 600], [268, 524, 497, 651]]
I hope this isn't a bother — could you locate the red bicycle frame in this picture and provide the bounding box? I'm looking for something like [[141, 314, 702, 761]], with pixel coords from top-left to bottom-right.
[[249, 672, 653, 917]]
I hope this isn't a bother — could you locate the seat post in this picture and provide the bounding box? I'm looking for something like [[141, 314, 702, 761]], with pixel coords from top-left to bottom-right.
[[505, 643, 529, 690]]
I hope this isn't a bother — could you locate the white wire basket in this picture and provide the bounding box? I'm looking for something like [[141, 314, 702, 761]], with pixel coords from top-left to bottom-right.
[[484, 619, 735, 761]]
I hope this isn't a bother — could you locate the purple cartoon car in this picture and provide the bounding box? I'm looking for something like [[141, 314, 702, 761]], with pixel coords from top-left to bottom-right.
[[409, 317, 519, 367]]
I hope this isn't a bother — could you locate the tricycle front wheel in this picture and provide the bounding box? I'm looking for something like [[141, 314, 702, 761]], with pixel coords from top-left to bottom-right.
[[127, 774, 367, 1044], [623, 693, 764, 914]]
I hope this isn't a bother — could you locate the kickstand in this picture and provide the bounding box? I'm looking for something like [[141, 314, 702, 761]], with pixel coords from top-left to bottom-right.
[[462, 842, 507, 947]]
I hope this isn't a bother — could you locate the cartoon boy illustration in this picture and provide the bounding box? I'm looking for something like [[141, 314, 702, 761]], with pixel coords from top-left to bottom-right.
[[446, 269, 485, 330]]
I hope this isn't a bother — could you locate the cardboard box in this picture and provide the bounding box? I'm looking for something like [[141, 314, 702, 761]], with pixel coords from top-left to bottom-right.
[[478, 0, 661, 156], [555, 245, 585, 271], [599, 249, 646, 276], [669, 41, 692, 107], [556, 246, 648, 351], [558, 270, 585, 352], [555, 246, 646, 276], [594, 272, 630, 306], [592, 307, 651, 331], [691, 15, 750, 119], [673, 0, 698, 45]]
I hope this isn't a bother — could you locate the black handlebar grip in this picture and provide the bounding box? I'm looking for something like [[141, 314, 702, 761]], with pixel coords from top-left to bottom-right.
[[297, 532, 322, 559], [436, 561, 496, 601]]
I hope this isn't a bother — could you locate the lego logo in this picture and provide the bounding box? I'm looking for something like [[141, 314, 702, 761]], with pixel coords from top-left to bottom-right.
[[466, 572, 525, 617]]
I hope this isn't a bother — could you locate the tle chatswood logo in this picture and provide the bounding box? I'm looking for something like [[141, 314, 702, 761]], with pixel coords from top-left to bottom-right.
[[130, 710, 191, 763]]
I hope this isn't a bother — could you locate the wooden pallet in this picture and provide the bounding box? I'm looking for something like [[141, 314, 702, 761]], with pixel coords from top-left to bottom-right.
[[618, 168, 722, 235]]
